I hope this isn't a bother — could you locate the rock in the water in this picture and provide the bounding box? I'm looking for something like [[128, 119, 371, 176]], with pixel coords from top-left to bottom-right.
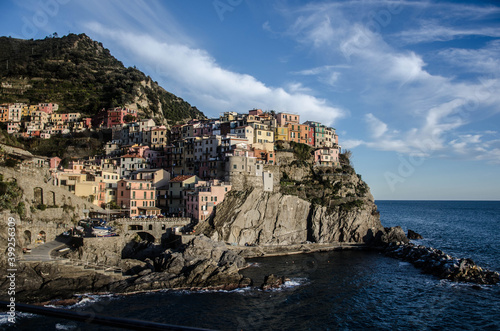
[[382, 226, 410, 244], [261, 274, 288, 290], [407, 229, 423, 240]]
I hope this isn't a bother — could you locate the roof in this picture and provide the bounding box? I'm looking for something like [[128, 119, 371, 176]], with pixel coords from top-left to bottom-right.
[[170, 175, 195, 183], [121, 154, 144, 159]]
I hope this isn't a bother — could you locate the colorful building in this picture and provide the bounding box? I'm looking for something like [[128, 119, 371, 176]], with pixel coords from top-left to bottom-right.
[[185, 179, 232, 222], [117, 179, 159, 217]]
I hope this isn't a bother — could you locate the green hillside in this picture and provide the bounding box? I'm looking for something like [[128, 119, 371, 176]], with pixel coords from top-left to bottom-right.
[[0, 33, 205, 124]]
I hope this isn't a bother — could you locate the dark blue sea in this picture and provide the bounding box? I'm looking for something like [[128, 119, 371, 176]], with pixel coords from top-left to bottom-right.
[[3, 201, 500, 330]]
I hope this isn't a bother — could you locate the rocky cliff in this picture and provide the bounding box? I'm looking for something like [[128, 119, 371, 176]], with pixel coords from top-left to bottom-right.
[[198, 145, 405, 247]]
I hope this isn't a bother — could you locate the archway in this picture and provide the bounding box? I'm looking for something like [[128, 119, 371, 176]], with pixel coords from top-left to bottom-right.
[[37, 231, 46, 244], [24, 230, 31, 246], [137, 232, 155, 243]]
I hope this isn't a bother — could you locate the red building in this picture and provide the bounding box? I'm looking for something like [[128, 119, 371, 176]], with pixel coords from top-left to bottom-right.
[[92, 108, 138, 128]]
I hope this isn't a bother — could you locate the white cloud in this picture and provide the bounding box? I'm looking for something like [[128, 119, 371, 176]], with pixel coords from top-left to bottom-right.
[[438, 40, 500, 74], [365, 113, 388, 138], [277, 2, 500, 163], [395, 21, 500, 44], [85, 23, 345, 125]]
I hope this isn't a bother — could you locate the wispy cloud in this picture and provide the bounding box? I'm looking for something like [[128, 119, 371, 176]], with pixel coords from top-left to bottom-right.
[[276, 1, 500, 162], [395, 21, 500, 44], [85, 23, 345, 125]]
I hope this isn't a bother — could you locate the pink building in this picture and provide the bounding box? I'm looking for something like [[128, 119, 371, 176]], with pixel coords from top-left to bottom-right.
[[49, 157, 62, 170], [276, 112, 300, 126], [117, 179, 160, 217], [185, 180, 231, 222], [248, 108, 263, 116], [314, 147, 340, 167], [38, 103, 56, 114]]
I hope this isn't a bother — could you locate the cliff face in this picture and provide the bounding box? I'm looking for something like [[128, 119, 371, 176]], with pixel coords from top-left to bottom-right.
[[198, 187, 384, 246], [198, 147, 394, 246], [199, 189, 311, 245]]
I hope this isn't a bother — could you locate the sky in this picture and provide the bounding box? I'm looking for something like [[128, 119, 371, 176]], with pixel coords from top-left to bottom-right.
[[0, 0, 499, 200]]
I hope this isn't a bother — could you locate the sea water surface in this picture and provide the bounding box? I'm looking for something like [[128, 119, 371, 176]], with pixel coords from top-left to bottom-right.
[[3, 200, 500, 330]]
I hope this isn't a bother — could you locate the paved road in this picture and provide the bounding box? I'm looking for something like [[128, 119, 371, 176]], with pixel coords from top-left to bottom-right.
[[22, 236, 72, 262]]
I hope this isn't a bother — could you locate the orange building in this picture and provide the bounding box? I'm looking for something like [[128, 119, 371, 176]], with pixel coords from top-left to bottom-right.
[[117, 179, 160, 217], [287, 123, 309, 145]]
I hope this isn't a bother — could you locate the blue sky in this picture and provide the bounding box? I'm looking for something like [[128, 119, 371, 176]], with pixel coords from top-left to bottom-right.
[[1, 0, 499, 200]]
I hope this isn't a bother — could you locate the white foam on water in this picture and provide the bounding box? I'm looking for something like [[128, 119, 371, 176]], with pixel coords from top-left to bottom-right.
[[55, 322, 78, 330]]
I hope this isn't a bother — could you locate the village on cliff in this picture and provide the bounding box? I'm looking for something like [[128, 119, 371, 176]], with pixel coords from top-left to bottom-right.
[[1, 103, 341, 223]]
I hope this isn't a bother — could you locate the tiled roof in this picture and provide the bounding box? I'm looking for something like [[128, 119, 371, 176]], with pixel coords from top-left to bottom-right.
[[121, 154, 143, 158], [170, 175, 195, 182]]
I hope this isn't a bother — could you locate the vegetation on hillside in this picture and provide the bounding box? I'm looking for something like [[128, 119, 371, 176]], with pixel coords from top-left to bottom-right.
[[0, 33, 205, 124], [0, 173, 25, 217], [278, 145, 367, 210]]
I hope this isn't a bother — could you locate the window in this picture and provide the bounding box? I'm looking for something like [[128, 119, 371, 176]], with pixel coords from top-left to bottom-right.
[[121, 191, 123, 197], [132, 191, 135, 199], [233, 164, 237, 169]]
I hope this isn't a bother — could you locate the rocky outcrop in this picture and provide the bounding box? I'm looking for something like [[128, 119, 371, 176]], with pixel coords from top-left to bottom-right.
[[198, 189, 310, 245], [197, 188, 391, 246], [384, 243, 499, 285], [0, 236, 252, 303], [121, 235, 251, 292], [260, 274, 289, 290], [0, 261, 123, 303], [407, 229, 423, 240]]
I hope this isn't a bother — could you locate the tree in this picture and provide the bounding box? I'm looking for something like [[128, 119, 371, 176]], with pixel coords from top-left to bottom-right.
[[124, 114, 136, 123]]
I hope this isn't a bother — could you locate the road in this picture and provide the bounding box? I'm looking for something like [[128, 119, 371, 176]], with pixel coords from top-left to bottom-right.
[[22, 236, 72, 262]]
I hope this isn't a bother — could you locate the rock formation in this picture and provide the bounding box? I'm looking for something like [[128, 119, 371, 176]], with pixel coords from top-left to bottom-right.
[[120, 235, 251, 292], [407, 229, 423, 240], [384, 243, 499, 285], [197, 148, 401, 247], [0, 235, 251, 303], [198, 187, 389, 246]]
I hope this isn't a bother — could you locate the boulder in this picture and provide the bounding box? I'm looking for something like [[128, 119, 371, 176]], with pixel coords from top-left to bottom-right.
[[382, 226, 409, 244], [260, 274, 288, 290], [407, 229, 423, 240]]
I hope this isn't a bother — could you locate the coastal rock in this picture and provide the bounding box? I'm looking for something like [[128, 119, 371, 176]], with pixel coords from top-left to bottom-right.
[[126, 235, 252, 292], [407, 229, 423, 240], [197, 188, 395, 246], [382, 226, 409, 244], [0, 261, 124, 303], [260, 274, 288, 290], [384, 243, 499, 285]]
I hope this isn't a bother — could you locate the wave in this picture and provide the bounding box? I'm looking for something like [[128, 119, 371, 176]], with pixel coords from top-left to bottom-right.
[[0, 312, 37, 326], [55, 322, 78, 330]]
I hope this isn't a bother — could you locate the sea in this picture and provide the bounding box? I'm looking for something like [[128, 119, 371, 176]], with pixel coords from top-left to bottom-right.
[[2, 200, 500, 330]]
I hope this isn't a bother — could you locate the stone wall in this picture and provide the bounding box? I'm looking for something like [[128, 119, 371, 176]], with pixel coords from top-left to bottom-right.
[[0, 166, 101, 223], [227, 164, 280, 192]]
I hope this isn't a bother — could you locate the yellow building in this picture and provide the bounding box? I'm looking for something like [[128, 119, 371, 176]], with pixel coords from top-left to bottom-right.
[[275, 126, 289, 141]]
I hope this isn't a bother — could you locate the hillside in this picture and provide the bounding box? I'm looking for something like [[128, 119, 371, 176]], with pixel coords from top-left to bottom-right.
[[0, 33, 205, 124]]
